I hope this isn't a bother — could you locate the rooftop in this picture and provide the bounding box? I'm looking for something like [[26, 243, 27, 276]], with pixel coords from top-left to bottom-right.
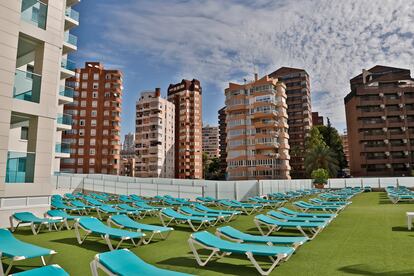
[[6, 192, 414, 275]]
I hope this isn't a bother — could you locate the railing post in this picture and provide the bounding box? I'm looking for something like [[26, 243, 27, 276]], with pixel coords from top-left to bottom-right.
[[234, 182, 237, 200], [215, 182, 219, 199], [178, 184, 181, 198]]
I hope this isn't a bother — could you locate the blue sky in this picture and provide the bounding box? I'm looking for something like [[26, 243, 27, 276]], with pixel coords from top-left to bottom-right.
[[71, 0, 414, 139]]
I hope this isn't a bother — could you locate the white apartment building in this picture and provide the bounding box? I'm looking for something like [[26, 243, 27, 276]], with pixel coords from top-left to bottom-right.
[[0, 0, 79, 221], [202, 125, 220, 159], [135, 88, 175, 178]]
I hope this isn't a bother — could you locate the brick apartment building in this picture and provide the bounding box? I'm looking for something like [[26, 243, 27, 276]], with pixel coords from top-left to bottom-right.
[[218, 107, 227, 178], [225, 74, 291, 180], [345, 65, 414, 177], [268, 67, 312, 178], [202, 125, 220, 159], [61, 62, 122, 174], [135, 88, 175, 178], [312, 112, 324, 126], [168, 79, 203, 179]]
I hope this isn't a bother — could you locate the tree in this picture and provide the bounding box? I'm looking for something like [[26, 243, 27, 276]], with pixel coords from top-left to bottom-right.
[[306, 127, 326, 150], [304, 143, 339, 177]]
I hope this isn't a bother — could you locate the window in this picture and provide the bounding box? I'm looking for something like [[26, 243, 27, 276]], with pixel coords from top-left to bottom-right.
[[89, 168, 95, 173], [104, 110, 109, 116], [105, 83, 110, 89], [79, 138, 84, 145], [91, 110, 97, 117], [79, 129, 85, 136], [103, 139, 108, 145], [91, 120, 97, 127], [80, 110, 86, 116], [105, 92, 110, 98], [81, 82, 87, 88], [79, 119, 85, 126], [78, 148, 84, 155], [89, 158, 95, 165], [104, 101, 110, 107], [93, 73, 99, 80], [81, 91, 87, 98], [92, 92, 98, 98], [82, 73, 88, 80], [78, 158, 83, 164], [103, 120, 109, 126], [89, 148, 95, 155], [103, 130, 108, 135], [92, 101, 98, 107], [90, 138, 96, 145], [93, 82, 99, 89], [81, 101, 86, 107], [77, 168, 83, 173], [20, 127, 29, 140], [90, 129, 96, 136]]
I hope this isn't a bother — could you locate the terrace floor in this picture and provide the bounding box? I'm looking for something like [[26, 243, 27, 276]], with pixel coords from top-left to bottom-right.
[[5, 192, 414, 275]]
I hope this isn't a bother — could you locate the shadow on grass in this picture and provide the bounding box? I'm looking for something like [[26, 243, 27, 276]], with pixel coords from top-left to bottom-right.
[[158, 256, 259, 276], [338, 264, 414, 275], [51, 237, 125, 252], [391, 226, 411, 232]]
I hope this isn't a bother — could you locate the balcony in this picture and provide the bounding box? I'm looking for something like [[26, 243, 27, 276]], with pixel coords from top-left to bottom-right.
[[55, 143, 71, 158], [56, 114, 72, 130], [5, 151, 35, 183], [63, 32, 77, 53], [64, 7, 79, 29], [60, 59, 76, 79], [21, 0, 47, 30], [58, 86, 74, 104], [13, 69, 41, 103]]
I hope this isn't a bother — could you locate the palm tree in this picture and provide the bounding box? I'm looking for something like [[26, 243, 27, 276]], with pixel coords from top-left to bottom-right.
[[304, 144, 339, 177]]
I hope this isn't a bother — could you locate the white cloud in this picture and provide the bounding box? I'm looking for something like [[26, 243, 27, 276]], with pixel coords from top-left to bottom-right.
[[94, 0, 414, 126]]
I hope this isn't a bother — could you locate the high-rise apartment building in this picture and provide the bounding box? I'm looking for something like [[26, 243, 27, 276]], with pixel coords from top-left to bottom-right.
[[168, 79, 203, 179], [225, 74, 291, 180], [312, 112, 324, 126], [269, 67, 312, 178], [202, 125, 220, 159], [344, 65, 414, 177], [340, 130, 350, 173], [135, 88, 175, 178], [218, 107, 227, 178], [122, 132, 135, 152], [61, 62, 122, 175], [0, 1, 79, 207]]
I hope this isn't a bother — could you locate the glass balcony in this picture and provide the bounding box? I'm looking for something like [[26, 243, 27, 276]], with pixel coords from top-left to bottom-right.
[[55, 143, 71, 154], [59, 86, 74, 98], [57, 114, 72, 125], [13, 69, 41, 103], [5, 151, 35, 183], [64, 32, 77, 46], [61, 59, 76, 71], [65, 7, 79, 22], [21, 0, 47, 29]]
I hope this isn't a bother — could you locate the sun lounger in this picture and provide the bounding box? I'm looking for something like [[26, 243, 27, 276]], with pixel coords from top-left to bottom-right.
[[267, 211, 331, 224], [45, 210, 85, 230], [279, 207, 336, 219], [9, 264, 68, 276], [51, 200, 85, 214], [159, 208, 214, 231], [293, 201, 343, 213], [90, 249, 192, 276], [249, 197, 285, 208], [254, 214, 325, 240], [0, 229, 57, 275], [83, 196, 104, 207], [310, 198, 350, 206], [216, 226, 308, 250], [69, 200, 96, 213], [74, 217, 145, 251], [10, 212, 63, 235], [188, 231, 295, 275], [97, 204, 143, 220], [218, 200, 261, 215], [117, 204, 150, 217], [179, 206, 228, 224], [108, 215, 174, 244]]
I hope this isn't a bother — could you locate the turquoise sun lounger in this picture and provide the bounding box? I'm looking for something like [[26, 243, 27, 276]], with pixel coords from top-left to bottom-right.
[[179, 206, 229, 224], [279, 207, 336, 219], [159, 208, 215, 231], [90, 249, 192, 276], [188, 231, 295, 275], [10, 212, 63, 235], [108, 215, 174, 244], [9, 264, 68, 276], [254, 214, 326, 240], [194, 203, 241, 221], [216, 226, 308, 250], [51, 200, 85, 214], [74, 217, 145, 251], [97, 204, 143, 220], [0, 229, 57, 275], [45, 210, 85, 230], [267, 210, 332, 224], [293, 201, 343, 213]]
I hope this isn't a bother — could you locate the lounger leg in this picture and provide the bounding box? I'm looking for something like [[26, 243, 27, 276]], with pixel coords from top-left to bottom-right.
[[246, 252, 285, 276], [9, 217, 15, 232], [188, 238, 221, 266], [103, 234, 114, 251], [4, 260, 14, 276], [74, 222, 90, 245], [90, 260, 99, 276]]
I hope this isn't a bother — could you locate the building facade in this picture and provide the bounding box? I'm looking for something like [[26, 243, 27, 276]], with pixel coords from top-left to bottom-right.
[[122, 132, 135, 152], [218, 107, 227, 178], [61, 62, 122, 175], [135, 88, 175, 178], [344, 65, 414, 177], [312, 112, 324, 126], [340, 130, 350, 175], [202, 125, 220, 159], [268, 67, 312, 179], [168, 79, 203, 179], [0, 0, 79, 210], [225, 74, 291, 180]]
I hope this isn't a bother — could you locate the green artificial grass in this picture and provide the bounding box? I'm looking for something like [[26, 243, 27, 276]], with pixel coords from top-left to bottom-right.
[[4, 192, 414, 275]]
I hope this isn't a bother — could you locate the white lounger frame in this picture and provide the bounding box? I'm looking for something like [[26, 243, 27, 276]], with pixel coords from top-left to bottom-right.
[[188, 235, 291, 276], [158, 212, 211, 232], [0, 250, 56, 276], [73, 219, 143, 251], [90, 254, 117, 276], [254, 218, 324, 240], [107, 217, 173, 245], [219, 202, 261, 215]]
